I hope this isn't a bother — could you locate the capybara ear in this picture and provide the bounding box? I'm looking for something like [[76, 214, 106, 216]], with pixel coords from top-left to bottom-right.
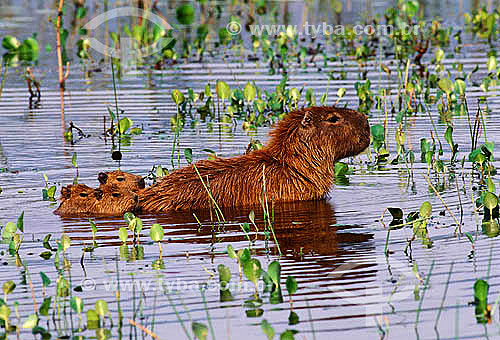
[[60, 186, 71, 199], [138, 177, 146, 189], [301, 110, 313, 127], [98, 172, 108, 185], [94, 189, 103, 200]]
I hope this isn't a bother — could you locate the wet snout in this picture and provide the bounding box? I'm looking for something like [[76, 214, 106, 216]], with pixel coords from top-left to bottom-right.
[[138, 177, 146, 189]]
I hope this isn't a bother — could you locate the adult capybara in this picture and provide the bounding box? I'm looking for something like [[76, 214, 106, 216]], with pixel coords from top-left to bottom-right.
[[54, 183, 138, 216], [98, 170, 145, 193], [138, 106, 370, 212]]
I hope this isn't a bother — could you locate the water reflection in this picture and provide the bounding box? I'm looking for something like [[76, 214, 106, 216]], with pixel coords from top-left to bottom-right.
[[60, 199, 374, 259]]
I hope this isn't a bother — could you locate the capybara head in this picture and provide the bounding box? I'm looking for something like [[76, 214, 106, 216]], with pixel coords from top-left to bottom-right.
[[267, 106, 370, 163], [54, 184, 103, 216], [98, 170, 145, 192], [94, 184, 138, 216], [54, 183, 138, 216]]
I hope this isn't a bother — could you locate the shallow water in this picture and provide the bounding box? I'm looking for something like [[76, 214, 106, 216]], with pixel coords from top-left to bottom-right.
[[1, 0, 500, 339]]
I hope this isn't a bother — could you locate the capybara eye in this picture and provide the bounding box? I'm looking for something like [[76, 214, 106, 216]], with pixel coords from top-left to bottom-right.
[[112, 192, 121, 198], [327, 115, 340, 123], [79, 192, 88, 197], [117, 177, 125, 182]]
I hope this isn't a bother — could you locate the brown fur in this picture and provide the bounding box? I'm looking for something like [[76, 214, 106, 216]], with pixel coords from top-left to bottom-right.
[[138, 106, 370, 212], [54, 183, 138, 216], [98, 170, 145, 193]]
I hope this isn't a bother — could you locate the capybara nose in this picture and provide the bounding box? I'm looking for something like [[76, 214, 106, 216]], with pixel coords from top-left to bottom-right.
[[98, 172, 108, 184], [138, 177, 146, 189]]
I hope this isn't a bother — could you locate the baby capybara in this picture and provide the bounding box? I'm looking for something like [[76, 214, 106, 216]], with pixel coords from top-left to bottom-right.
[[138, 106, 370, 212], [97, 170, 146, 192], [54, 183, 138, 216], [98, 170, 145, 193]]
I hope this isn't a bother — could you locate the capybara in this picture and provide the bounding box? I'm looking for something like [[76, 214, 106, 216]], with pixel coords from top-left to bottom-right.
[[54, 183, 138, 216], [98, 170, 145, 193], [138, 106, 370, 212]]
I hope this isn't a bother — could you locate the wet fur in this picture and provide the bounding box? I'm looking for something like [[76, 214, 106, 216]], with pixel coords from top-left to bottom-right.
[[138, 106, 370, 213], [98, 170, 145, 193], [54, 183, 138, 216]]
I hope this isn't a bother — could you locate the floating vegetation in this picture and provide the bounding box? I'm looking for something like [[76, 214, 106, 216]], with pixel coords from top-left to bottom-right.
[[2, 0, 500, 339]]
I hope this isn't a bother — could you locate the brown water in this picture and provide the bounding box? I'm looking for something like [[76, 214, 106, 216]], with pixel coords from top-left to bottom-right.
[[1, 0, 500, 339]]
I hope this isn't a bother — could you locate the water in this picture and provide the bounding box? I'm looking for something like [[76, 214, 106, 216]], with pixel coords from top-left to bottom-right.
[[1, 0, 500, 339]]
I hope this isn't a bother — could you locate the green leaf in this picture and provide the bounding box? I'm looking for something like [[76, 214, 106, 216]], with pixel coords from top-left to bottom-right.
[[216, 80, 231, 103], [455, 79, 466, 95], [488, 55, 497, 72], [2, 222, 16, 239], [438, 78, 453, 94], [395, 129, 406, 146], [176, 4, 195, 25], [184, 148, 193, 164], [135, 218, 143, 234], [289, 88, 300, 103], [70, 296, 84, 314], [465, 232, 474, 244], [171, 89, 185, 106], [150, 224, 164, 242], [419, 201, 432, 219], [267, 261, 281, 287], [95, 300, 108, 317], [285, 276, 297, 295], [39, 297, 51, 316], [488, 177, 496, 193], [0, 304, 10, 321], [118, 117, 133, 134], [71, 152, 77, 168], [118, 227, 128, 243], [261, 319, 275, 340], [320, 92, 327, 105], [334, 162, 349, 177], [22, 313, 38, 329], [337, 87, 346, 98], [484, 192, 498, 211], [86, 309, 98, 321], [227, 245, 237, 259], [18, 37, 39, 61], [204, 84, 212, 98], [435, 48, 444, 63], [288, 311, 299, 325], [192, 322, 208, 340], [60, 234, 71, 252], [124, 212, 135, 224], [444, 126, 454, 148], [218, 264, 231, 283], [2, 35, 20, 50], [238, 248, 251, 264], [47, 185, 56, 199], [403, 0, 419, 18], [388, 207, 404, 220], [2, 281, 15, 296], [244, 83, 257, 102], [370, 124, 385, 141], [474, 279, 489, 303], [280, 330, 296, 340], [40, 272, 51, 287], [76, 6, 87, 19], [89, 219, 97, 234], [16, 211, 24, 233], [243, 258, 262, 287]]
